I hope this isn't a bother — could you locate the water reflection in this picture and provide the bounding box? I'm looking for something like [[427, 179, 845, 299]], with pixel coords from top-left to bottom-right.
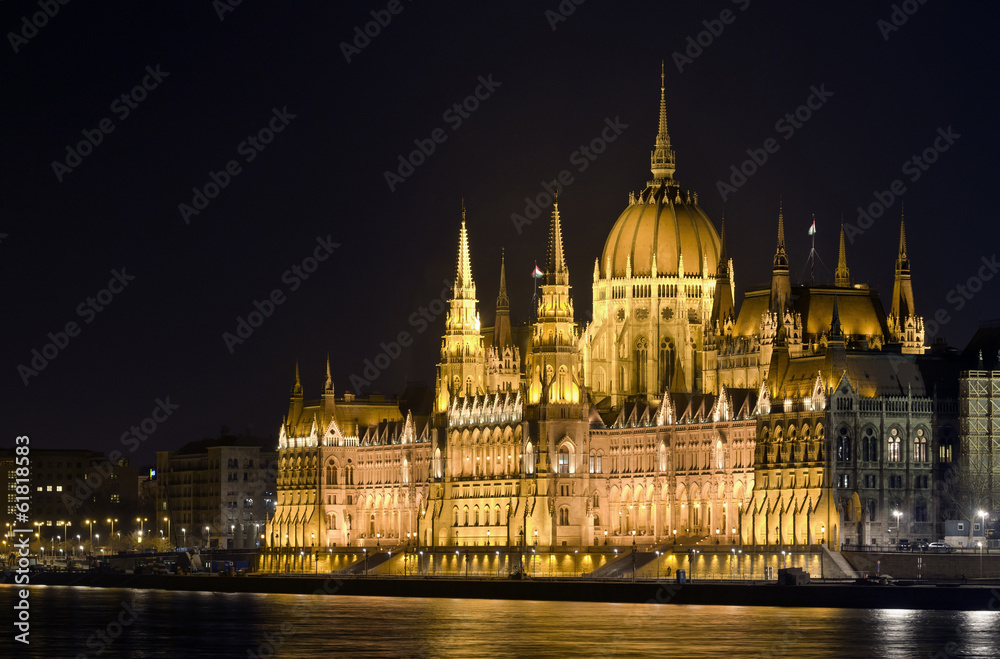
[[4, 585, 999, 658]]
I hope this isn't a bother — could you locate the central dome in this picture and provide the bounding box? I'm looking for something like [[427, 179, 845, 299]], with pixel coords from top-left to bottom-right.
[[601, 182, 721, 279]]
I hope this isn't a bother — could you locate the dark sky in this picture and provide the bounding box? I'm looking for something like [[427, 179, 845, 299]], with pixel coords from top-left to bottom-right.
[[3, 1, 998, 467]]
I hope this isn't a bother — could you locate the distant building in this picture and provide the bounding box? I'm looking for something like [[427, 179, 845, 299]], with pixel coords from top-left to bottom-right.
[[0, 448, 140, 554], [956, 351, 1000, 523], [155, 434, 277, 549]]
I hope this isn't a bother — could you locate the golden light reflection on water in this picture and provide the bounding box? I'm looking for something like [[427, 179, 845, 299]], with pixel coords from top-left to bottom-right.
[[10, 587, 1000, 659]]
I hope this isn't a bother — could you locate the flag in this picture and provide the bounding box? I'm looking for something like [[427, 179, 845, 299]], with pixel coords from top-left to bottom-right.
[[808, 219, 816, 236], [531, 265, 544, 279]]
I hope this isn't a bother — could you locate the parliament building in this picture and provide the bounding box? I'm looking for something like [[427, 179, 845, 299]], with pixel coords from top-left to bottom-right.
[[266, 70, 968, 571]]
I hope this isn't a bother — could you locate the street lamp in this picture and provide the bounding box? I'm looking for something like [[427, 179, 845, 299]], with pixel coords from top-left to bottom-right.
[[486, 529, 490, 546], [84, 520, 94, 551], [534, 529, 538, 546], [107, 519, 117, 552], [163, 517, 171, 547], [181, 528, 186, 546], [893, 510, 902, 539], [604, 530, 608, 545]]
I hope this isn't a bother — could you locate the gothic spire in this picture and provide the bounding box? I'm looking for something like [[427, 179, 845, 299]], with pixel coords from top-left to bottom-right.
[[711, 215, 734, 324], [324, 354, 333, 393], [545, 197, 569, 286], [717, 215, 728, 271], [891, 209, 915, 320], [650, 61, 677, 182], [497, 248, 509, 311], [770, 200, 791, 313], [454, 200, 476, 298], [830, 296, 843, 340], [291, 361, 303, 397], [774, 199, 788, 269], [835, 221, 851, 287]]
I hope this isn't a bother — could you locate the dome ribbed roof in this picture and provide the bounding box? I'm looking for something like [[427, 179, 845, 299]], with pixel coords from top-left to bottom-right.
[[601, 183, 721, 279]]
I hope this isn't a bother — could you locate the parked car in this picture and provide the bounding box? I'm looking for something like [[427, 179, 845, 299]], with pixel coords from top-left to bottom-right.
[[927, 542, 951, 553], [896, 539, 911, 551]]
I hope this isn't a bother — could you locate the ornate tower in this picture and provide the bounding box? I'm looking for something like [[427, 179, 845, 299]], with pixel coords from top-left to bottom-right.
[[486, 250, 521, 393], [584, 65, 723, 404], [770, 202, 792, 314], [834, 223, 851, 288], [435, 204, 487, 412], [888, 215, 925, 353]]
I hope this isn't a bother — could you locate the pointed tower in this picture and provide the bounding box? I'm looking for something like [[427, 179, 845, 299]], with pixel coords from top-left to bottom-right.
[[711, 218, 735, 325], [834, 223, 851, 288], [529, 198, 587, 487], [321, 354, 336, 416], [650, 60, 677, 183], [436, 202, 487, 412], [888, 213, 924, 353], [529, 198, 582, 406], [770, 201, 792, 313], [288, 361, 304, 429], [487, 250, 520, 393]]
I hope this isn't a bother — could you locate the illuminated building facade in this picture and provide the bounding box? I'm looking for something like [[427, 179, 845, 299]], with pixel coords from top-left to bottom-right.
[[268, 69, 963, 563]]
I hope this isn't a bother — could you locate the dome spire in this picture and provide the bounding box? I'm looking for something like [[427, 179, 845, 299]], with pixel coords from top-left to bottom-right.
[[650, 61, 676, 182]]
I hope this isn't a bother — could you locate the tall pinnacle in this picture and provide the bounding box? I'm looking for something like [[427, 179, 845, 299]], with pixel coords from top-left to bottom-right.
[[830, 296, 843, 340], [324, 354, 333, 393], [898, 210, 909, 261], [770, 200, 791, 313], [717, 216, 728, 271], [650, 61, 676, 181], [454, 201, 475, 297], [835, 222, 851, 287], [291, 361, 303, 397], [497, 248, 509, 310], [773, 200, 788, 271], [545, 198, 569, 286]]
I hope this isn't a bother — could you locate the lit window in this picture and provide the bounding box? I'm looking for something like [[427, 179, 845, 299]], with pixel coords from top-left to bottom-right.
[[558, 447, 570, 474]]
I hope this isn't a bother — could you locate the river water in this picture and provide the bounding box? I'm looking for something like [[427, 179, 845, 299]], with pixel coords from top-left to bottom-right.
[[2, 585, 999, 658]]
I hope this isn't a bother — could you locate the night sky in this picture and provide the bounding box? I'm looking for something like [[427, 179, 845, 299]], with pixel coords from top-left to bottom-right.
[[3, 1, 998, 467]]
